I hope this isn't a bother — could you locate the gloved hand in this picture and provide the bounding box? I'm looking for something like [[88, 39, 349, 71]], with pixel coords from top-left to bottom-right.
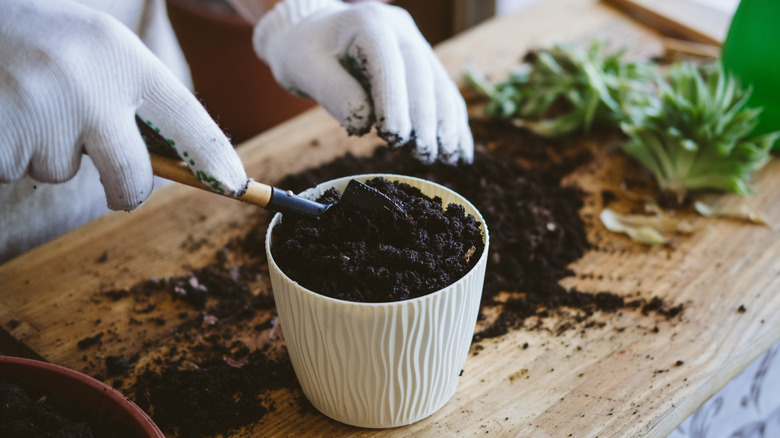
[[0, 0, 248, 211], [253, 0, 474, 164]]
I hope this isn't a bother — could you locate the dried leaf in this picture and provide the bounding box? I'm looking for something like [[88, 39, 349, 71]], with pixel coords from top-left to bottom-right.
[[202, 314, 219, 328], [600, 208, 694, 245], [225, 357, 249, 369], [694, 201, 773, 228], [600, 208, 666, 245], [179, 360, 199, 371], [464, 245, 477, 263]]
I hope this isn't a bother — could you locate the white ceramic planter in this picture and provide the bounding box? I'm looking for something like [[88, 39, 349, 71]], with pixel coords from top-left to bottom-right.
[[265, 174, 489, 428]]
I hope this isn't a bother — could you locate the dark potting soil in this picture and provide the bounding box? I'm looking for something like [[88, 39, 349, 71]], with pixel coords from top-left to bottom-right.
[[100, 256, 296, 438], [271, 122, 653, 340], [270, 177, 485, 302], [95, 119, 683, 437], [0, 376, 138, 438], [131, 350, 295, 438]]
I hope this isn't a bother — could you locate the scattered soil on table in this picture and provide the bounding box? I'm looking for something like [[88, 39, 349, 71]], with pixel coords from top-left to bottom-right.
[[271, 177, 485, 302], [131, 349, 295, 438], [88, 120, 683, 437], [270, 121, 682, 339], [0, 376, 137, 438], [100, 263, 296, 437]]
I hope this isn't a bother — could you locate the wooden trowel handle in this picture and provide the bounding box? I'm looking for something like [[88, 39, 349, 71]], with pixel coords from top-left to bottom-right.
[[149, 153, 272, 208]]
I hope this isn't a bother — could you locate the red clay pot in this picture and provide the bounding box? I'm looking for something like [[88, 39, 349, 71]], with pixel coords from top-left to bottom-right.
[[166, 0, 316, 143], [0, 355, 163, 437]]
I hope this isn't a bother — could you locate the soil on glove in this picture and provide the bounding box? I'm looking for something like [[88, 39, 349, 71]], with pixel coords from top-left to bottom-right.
[[270, 177, 485, 302]]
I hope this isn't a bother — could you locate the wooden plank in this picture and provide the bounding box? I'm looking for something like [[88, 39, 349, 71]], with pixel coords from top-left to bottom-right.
[[2, 0, 779, 436], [604, 0, 731, 46]]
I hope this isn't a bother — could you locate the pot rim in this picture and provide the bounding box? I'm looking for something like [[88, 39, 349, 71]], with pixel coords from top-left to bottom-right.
[[0, 355, 164, 438]]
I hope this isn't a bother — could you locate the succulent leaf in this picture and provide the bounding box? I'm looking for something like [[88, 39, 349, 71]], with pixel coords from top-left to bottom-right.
[[464, 42, 777, 204], [620, 62, 775, 202], [463, 40, 653, 137]]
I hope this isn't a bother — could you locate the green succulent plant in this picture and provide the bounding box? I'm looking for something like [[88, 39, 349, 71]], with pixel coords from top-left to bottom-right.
[[464, 40, 653, 137], [620, 62, 778, 204]]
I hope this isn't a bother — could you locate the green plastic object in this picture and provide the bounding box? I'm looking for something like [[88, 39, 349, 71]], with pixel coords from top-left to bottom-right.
[[721, 0, 780, 148]]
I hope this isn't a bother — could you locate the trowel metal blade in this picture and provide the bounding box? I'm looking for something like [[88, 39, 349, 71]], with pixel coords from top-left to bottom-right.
[[340, 179, 408, 219]]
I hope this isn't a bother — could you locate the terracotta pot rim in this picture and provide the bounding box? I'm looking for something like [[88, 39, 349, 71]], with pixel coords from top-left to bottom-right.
[[167, 0, 251, 28], [0, 355, 163, 438]]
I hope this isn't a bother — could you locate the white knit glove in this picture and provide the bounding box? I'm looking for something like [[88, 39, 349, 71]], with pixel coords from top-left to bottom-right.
[[0, 0, 248, 211], [253, 0, 474, 164]]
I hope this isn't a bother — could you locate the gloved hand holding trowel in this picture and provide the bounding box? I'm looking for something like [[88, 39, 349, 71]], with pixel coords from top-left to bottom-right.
[[0, 0, 473, 263]]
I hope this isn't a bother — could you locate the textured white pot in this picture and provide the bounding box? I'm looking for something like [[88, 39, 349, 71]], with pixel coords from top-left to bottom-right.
[[266, 174, 489, 428]]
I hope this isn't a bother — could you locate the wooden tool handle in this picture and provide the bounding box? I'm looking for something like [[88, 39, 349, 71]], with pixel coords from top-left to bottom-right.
[[662, 37, 720, 61], [150, 153, 272, 208]]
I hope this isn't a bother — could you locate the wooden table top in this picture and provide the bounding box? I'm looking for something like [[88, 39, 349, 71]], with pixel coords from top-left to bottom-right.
[[3, 0, 778, 437]]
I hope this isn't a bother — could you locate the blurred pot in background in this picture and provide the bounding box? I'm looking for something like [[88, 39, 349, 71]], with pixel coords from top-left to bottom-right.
[[166, 0, 394, 144], [0, 356, 164, 437], [721, 0, 780, 148], [166, 0, 314, 143]]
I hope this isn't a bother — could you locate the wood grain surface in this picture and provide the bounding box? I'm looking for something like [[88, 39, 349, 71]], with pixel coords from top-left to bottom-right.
[[2, 1, 778, 437], [603, 0, 731, 45]]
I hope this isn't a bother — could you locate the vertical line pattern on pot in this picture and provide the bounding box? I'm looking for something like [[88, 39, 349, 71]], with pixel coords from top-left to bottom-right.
[[350, 305, 370, 424], [379, 304, 397, 425], [419, 293, 437, 418], [266, 175, 490, 428], [325, 299, 347, 420], [428, 286, 452, 415], [403, 298, 421, 423], [392, 300, 411, 425]]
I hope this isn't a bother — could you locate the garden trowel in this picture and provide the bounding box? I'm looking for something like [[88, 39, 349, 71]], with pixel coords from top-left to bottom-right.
[[138, 116, 405, 219]]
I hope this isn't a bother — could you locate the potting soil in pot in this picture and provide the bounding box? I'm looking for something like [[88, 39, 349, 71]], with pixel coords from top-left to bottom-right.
[[270, 177, 485, 302]]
